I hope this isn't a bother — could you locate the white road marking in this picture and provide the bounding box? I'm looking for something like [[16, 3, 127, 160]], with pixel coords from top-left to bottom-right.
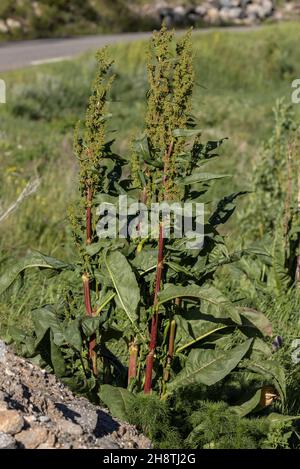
[[31, 56, 71, 66]]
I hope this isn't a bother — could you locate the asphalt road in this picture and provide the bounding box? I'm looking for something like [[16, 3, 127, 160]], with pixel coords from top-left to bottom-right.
[[0, 27, 259, 73]]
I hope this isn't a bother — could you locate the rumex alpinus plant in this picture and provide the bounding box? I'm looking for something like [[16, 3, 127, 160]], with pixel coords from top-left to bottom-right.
[[0, 28, 293, 435], [234, 101, 300, 298]]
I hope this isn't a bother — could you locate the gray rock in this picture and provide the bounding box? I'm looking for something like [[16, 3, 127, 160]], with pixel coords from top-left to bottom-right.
[[0, 432, 16, 449], [0, 341, 7, 363], [58, 419, 83, 436], [228, 7, 243, 19]]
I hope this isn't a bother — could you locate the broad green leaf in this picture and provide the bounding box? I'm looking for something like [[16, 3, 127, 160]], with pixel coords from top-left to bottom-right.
[[209, 192, 248, 226], [99, 385, 135, 421], [172, 128, 201, 138], [179, 172, 231, 186], [251, 338, 272, 358], [158, 284, 242, 324], [64, 319, 82, 352], [167, 339, 252, 392], [132, 249, 157, 273], [239, 307, 273, 337], [174, 315, 228, 353], [105, 251, 145, 341], [95, 291, 116, 315], [81, 316, 106, 338], [32, 305, 64, 347], [266, 413, 300, 424], [242, 359, 286, 403], [0, 252, 74, 295], [231, 389, 262, 417], [50, 330, 66, 378]]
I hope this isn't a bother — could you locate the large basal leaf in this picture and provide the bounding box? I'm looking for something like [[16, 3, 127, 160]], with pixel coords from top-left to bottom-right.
[[105, 251, 144, 341], [239, 307, 273, 337], [99, 385, 135, 421], [231, 389, 262, 417], [32, 305, 64, 347], [242, 359, 286, 403], [174, 315, 228, 354], [50, 330, 66, 378], [0, 251, 74, 295], [167, 339, 252, 393], [158, 284, 242, 324], [64, 319, 82, 352]]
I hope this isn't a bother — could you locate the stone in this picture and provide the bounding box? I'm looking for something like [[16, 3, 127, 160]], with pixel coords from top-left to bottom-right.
[[227, 7, 243, 19], [0, 410, 24, 435], [24, 415, 37, 424], [0, 341, 7, 363], [58, 419, 83, 436], [36, 431, 57, 449], [219, 7, 231, 21], [0, 400, 8, 411], [205, 7, 221, 23], [16, 427, 48, 449], [39, 415, 50, 423], [0, 432, 16, 449], [6, 18, 21, 30], [195, 5, 207, 16], [0, 20, 8, 34]]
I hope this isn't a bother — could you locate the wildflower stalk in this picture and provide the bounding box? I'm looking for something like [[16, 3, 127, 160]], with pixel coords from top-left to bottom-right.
[[144, 222, 165, 393], [143, 26, 194, 393], [73, 49, 114, 375]]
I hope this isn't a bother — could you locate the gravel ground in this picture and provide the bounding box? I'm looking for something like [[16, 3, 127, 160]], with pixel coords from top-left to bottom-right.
[[0, 341, 151, 449]]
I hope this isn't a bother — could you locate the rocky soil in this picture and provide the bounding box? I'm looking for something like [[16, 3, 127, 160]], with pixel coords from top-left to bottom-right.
[[0, 341, 151, 449], [132, 0, 300, 26]]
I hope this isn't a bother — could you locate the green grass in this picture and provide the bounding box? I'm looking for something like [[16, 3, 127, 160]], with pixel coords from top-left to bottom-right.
[[1, 21, 300, 334]]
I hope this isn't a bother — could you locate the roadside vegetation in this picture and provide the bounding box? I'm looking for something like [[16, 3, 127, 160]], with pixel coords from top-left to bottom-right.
[[1, 23, 300, 448]]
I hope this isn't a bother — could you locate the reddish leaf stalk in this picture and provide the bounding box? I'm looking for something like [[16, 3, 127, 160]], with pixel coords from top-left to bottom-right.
[[82, 273, 97, 375], [144, 141, 174, 394], [128, 340, 139, 384], [144, 222, 164, 393], [163, 319, 177, 382], [83, 183, 97, 375]]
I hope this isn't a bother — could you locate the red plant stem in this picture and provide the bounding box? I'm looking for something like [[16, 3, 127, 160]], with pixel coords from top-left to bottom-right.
[[163, 319, 177, 382], [82, 273, 97, 375], [83, 182, 97, 375], [144, 141, 174, 394], [144, 222, 164, 393], [82, 273, 93, 317], [128, 341, 139, 384]]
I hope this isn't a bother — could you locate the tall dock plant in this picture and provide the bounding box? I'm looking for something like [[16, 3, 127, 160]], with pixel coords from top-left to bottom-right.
[[0, 27, 287, 419], [71, 49, 114, 374], [140, 26, 194, 393]]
